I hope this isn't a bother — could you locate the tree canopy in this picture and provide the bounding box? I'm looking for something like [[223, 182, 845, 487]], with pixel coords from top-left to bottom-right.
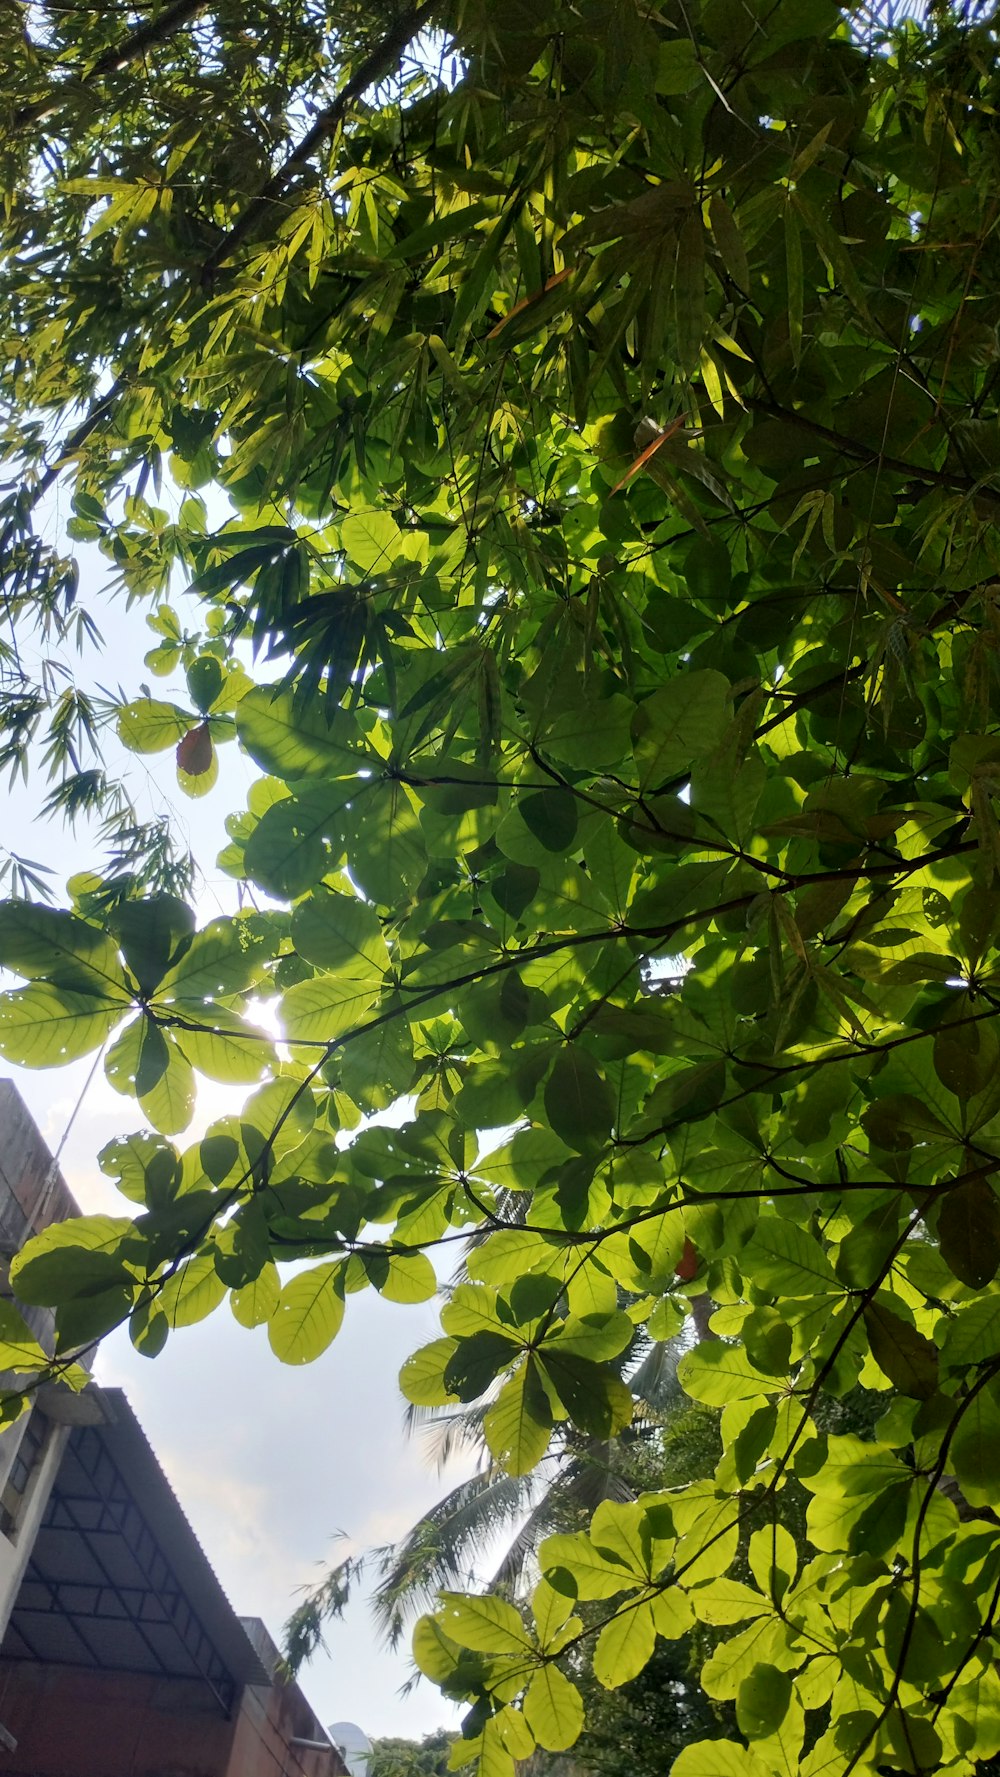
[[371, 1729, 459, 1777], [4, 0, 1000, 1772]]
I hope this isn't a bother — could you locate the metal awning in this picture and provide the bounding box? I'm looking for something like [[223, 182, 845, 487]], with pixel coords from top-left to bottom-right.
[[1, 1389, 270, 1713]]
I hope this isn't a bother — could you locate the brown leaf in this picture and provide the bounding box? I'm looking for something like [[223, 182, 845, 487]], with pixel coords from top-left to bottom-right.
[[675, 1237, 698, 1282], [486, 268, 572, 341], [610, 413, 687, 495], [176, 721, 214, 777]]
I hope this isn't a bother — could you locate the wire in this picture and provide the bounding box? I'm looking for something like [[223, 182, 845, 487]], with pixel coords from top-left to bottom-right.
[[51, 1037, 106, 1165]]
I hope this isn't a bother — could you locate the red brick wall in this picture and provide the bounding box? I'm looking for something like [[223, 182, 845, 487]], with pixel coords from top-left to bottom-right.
[[0, 1658, 338, 1777]]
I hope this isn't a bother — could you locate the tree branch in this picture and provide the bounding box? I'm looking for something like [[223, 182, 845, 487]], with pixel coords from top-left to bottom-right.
[[13, 0, 210, 131], [200, 0, 433, 281], [749, 395, 1000, 512]]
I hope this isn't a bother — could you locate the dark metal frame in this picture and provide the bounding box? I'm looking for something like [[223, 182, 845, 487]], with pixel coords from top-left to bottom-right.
[[7, 1425, 236, 1714]]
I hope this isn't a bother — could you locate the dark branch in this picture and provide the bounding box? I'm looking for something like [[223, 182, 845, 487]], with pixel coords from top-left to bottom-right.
[[13, 0, 210, 130], [200, 2, 433, 282]]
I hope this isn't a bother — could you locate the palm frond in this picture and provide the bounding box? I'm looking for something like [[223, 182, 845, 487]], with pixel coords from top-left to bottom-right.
[[370, 1465, 538, 1648], [402, 1400, 491, 1472]]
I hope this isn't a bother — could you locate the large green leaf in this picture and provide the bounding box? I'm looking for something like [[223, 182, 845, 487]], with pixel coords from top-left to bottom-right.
[[268, 1262, 346, 1363], [169, 1000, 273, 1084], [280, 977, 381, 1046], [437, 1592, 529, 1657], [0, 983, 123, 1066], [938, 1179, 1000, 1290], [243, 797, 330, 898], [544, 1050, 615, 1154], [592, 1598, 657, 1689], [11, 1216, 142, 1306], [523, 1666, 585, 1752], [671, 1745, 768, 1777], [237, 687, 370, 779], [737, 1664, 793, 1740], [864, 1302, 939, 1400], [630, 672, 729, 790], [340, 509, 402, 571], [0, 903, 130, 998], [398, 1338, 461, 1407], [291, 888, 389, 977], [109, 898, 196, 998], [117, 699, 192, 754], [740, 1216, 840, 1299], [105, 1014, 196, 1135], [677, 1342, 779, 1407], [483, 1359, 553, 1476], [156, 916, 274, 998], [939, 1294, 1000, 1368]]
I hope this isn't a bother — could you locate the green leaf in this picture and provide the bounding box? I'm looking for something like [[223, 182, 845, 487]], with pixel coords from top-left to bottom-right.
[[950, 1389, 1000, 1505], [544, 1309, 634, 1362], [373, 1251, 437, 1304], [186, 655, 224, 714], [99, 1132, 180, 1207], [156, 1252, 227, 1329], [708, 194, 749, 290], [437, 1592, 529, 1656], [592, 1598, 657, 1689], [231, 1262, 281, 1328], [412, 1616, 481, 1691], [940, 1294, 1000, 1368], [109, 898, 195, 998], [11, 1216, 140, 1306], [117, 699, 192, 754], [523, 1666, 584, 1752], [268, 1262, 346, 1363], [630, 672, 729, 790], [345, 784, 425, 905], [280, 976, 380, 1046], [483, 1358, 553, 1476], [340, 509, 402, 570], [544, 1049, 615, 1153], [243, 797, 329, 898], [938, 1179, 1000, 1290], [0, 903, 129, 998], [737, 1663, 793, 1741], [291, 888, 389, 976], [104, 1014, 196, 1135], [156, 915, 273, 998], [537, 1350, 633, 1438], [675, 211, 706, 375], [237, 687, 368, 779], [0, 1299, 57, 1374], [740, 1216, 840, 1298], [672, 1744, 768, 1777], [170, 1000, 272, 1084], [534, 689, 634, 771], [540, 1533, 635, 1601], [0, 983, 123, 1067], [864, 1302, 939, 1400], [689, 1578, 769, 1626], [444, 1330, 521, 1401], [399, 1338, 461, 1407], [747, 1524, 797, 1602], [677, 1342, 779, 1406]]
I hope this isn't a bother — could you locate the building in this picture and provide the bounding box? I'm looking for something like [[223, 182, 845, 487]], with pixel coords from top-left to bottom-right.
[[0, 1081, 346, 1777]]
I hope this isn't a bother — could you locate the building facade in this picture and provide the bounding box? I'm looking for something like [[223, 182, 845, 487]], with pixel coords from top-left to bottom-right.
[[0, 1081, 345, 1777]]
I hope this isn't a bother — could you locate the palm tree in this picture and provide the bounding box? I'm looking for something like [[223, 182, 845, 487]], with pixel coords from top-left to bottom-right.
[[283, 1320, 714, 1665]]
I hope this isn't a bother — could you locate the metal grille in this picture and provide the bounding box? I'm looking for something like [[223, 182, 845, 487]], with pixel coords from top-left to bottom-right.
[[4, 1425, 237, 1714]]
